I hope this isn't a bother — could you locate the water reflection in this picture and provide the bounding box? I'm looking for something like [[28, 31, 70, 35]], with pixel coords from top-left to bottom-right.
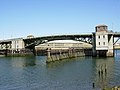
[[46, 57, 85, 69], [10, 57, 36, 67], [115, 50, 120, 57], [93, 57, 115, 89]]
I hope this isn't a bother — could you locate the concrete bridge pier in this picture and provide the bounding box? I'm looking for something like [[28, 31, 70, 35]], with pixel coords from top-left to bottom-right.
[[32, 47, 37, 56], [106, 34, 114, 57], [47, 48, 51, 59], [92, 33, 97, 57]]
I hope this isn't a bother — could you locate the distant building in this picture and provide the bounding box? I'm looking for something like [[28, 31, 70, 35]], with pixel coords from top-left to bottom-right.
[[27, 35, 34, 39], [35, 40, 92, 50]]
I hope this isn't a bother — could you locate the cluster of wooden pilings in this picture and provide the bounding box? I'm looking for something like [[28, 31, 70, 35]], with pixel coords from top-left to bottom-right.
[[46, 48, 85, 63]]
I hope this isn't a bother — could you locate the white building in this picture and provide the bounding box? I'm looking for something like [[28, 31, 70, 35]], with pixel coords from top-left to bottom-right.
[[11, 38, 25, 51], [93, 24, 114, 56]]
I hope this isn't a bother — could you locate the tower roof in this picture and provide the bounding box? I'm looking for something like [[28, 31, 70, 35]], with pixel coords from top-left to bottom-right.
[[95, 24, 108, 27]]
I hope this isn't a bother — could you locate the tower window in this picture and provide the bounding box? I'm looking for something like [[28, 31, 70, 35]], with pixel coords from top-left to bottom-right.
[[99, 42, 100, 45], [98, 36, 100, 39], [103, 42, 105, 45]]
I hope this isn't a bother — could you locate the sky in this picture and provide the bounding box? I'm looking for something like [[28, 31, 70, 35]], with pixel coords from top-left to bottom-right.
[[0, 0, 120, 39]]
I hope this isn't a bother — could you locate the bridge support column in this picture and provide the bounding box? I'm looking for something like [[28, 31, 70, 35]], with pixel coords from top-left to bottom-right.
[[33, 47, 36, 55], [106, 34, 114, 56], [46, 48, 52, 63], [92, 32, 97, 57], [47, 48, 51, 59]]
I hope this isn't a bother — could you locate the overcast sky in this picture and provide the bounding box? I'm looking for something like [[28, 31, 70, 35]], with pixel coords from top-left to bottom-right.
[[0, 0, 120, 39]]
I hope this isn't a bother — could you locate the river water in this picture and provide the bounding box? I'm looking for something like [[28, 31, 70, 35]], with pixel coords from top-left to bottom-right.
[[0, 50, 120, 90]]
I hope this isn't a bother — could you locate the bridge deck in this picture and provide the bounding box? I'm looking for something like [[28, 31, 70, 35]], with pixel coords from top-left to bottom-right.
[[24, 34, 92, 40], [113, 33, 120, 37]]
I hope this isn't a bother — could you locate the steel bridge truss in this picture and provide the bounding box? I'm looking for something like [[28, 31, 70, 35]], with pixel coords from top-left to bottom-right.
[[24, 34, 93, 49]]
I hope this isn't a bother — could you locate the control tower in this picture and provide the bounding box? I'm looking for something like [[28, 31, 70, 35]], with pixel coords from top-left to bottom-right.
[[93, 24, 114, 57]]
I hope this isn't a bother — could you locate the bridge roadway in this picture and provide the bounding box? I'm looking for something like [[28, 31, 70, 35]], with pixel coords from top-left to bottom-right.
[[113, 33, 120, 37]]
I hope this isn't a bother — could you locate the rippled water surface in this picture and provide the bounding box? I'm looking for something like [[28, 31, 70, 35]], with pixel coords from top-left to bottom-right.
[[0, 50, 120, 90]]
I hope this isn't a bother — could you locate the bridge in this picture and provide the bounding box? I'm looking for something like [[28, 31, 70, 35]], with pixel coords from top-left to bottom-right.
[[0, 24, 120, 57], [24, 34, 92, 48]]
